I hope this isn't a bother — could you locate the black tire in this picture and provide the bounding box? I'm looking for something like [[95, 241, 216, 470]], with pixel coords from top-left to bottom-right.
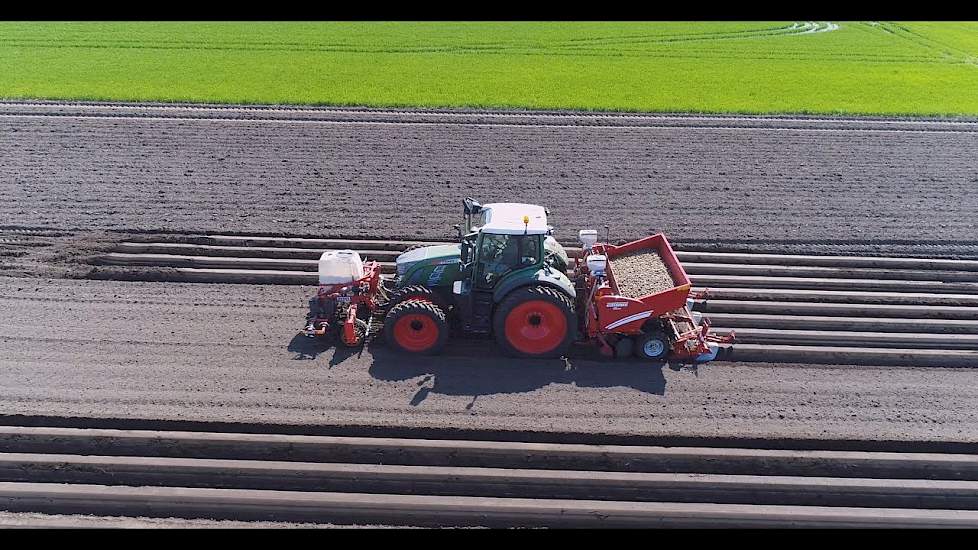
[[634, 330, 671, 361], [384, 299, 449, 355], [341, 318, 368, 348], [383, 285, 448, 312], [493, 285, 576, 359]]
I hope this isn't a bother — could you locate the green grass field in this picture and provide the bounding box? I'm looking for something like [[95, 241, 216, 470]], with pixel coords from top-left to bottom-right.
[[2, 21, 977, 116]]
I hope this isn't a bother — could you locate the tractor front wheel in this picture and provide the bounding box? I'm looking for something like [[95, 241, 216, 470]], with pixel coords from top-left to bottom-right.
[[384, 300, 449, 355], [494, 286, 576, 359]]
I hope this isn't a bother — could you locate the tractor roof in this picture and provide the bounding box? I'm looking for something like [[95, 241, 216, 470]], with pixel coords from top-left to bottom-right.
[[479, 203, 549, 235]]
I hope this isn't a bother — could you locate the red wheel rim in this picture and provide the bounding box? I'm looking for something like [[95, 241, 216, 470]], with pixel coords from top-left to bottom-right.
[[503, 300, 567, 355], [392, 313, 439, 352]]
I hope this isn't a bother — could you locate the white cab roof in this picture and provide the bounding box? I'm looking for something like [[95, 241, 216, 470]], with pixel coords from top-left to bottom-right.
[[479, 203, 548, 235]]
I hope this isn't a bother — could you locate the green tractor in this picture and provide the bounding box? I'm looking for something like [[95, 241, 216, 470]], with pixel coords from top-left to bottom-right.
[[383, 198, 577, 358]]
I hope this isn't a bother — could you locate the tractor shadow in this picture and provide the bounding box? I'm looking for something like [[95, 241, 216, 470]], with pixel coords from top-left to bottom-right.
[[367, 339, 694, 405], [287, 334, 367, 368], [287, 334, 329, 360]]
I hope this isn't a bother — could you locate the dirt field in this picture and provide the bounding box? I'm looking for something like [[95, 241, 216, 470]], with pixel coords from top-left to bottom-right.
[[2, 103, 977, 258], [1, 275, 976, 444], [0, 511, 358, 528], [2, 103, 978, 449]]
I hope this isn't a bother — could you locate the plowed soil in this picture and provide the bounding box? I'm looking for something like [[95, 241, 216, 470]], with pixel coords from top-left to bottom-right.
[[2, 103, 978, 449], [2, 103, 977, 258], [1, 275, 977, 443]]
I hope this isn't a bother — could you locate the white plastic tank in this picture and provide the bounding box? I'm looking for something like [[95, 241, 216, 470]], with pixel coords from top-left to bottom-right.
[[586, 254, 607, 276], [579, 229, 598, 251], [318, 250, 365, 285]]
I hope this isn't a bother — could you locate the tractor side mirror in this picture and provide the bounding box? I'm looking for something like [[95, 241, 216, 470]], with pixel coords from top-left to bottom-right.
[[460, 239, 472, 264], [463, 197, 482, 214]]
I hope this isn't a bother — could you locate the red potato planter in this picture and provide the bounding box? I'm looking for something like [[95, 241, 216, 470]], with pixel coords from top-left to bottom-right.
[[577, 233, 734, 362]]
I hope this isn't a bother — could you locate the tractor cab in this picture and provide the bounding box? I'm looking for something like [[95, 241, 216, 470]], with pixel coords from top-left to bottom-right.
[[452, 201, 573, 334], [460, 201, 547, 284], [472, 231, 542, 288]]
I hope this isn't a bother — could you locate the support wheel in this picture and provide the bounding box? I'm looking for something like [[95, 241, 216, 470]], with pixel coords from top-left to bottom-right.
[[341, 318, 368, 348], [634, 330, 671, 361], [494, 286, 576, 359], [384, 299, 449, 355]]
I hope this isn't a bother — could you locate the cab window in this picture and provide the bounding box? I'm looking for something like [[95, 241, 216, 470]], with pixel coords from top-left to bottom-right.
[[475, 234, 541, 288], [520, 236, 541, 266]]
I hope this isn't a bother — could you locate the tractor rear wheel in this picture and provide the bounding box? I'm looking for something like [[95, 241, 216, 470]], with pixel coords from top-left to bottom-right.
[[384, 299, 449, 355], [494, 286, 576, 359], [634, 330, 671, 361]]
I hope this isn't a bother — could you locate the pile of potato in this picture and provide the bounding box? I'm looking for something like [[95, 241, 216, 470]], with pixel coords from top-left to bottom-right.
[[610, 249, 675, 298]]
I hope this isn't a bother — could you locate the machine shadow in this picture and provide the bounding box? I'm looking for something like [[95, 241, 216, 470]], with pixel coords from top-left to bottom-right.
[[286, 333, 333, 361], [366, 339, 670, 404], [287, 333, 368, 368]]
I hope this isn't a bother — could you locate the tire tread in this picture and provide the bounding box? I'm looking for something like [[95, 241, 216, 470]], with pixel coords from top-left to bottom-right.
[[384, 299, 449, 355]]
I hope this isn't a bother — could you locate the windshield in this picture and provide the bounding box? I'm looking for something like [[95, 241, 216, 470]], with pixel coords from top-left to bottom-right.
[[475, 233, 541, 288]]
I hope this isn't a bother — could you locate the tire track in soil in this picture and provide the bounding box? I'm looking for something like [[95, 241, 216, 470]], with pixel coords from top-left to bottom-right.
[[0, 104, 976, 257]]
